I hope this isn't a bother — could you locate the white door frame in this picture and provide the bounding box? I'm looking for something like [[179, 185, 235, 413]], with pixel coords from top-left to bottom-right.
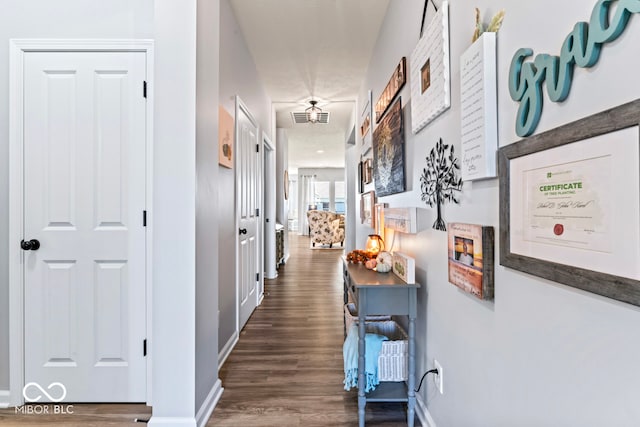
[[262, 133, 277, 282], [234, 95, 261, 334], [8, 39, 154, 407]]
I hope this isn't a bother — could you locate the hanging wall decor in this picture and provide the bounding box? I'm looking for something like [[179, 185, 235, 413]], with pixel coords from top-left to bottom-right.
[[373, 98, 405, 197], [361, 191, 376, 227], [375, 58, 406, 123], [218, 106, 234, 168], [447, 223, 494, 300], [508, 0, 638, 137], [499, 99, 640, 307], [360, 90, 373, 154], [460, 30, 498, 181], [420, 138, 462, 231], [410, 1, 451, 134]]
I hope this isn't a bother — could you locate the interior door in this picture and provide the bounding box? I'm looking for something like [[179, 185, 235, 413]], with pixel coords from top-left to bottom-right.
[[236, 98, 260, 330], [22, 51, 147, 402]]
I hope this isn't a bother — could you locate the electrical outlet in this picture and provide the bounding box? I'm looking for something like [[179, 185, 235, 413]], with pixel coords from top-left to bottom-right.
[[434, 359, 443, 394]]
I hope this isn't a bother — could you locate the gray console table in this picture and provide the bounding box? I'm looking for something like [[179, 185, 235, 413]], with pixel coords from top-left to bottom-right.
[[342, 258, 420, 427]]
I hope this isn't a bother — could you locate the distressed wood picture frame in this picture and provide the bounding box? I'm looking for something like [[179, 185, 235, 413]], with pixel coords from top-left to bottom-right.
[[498, 99, 640, 307], [447, 223, 494, 300], [375, 57, 406, 123]]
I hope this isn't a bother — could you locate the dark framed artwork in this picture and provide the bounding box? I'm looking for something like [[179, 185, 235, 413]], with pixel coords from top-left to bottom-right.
[[373, 97, 405, 197], [358, 160, 364, 194], [447, 223, 494, 300], [498, 99, 640, 307]]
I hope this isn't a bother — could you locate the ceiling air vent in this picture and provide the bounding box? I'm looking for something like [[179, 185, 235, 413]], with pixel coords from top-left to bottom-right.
[[291, 111, 330, 124]]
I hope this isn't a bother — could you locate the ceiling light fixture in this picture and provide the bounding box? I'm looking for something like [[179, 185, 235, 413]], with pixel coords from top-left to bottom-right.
[[305, 100, 322, 124]]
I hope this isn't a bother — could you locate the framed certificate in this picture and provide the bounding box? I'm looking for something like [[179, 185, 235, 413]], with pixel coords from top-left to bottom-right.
[[498, 99, 640, 306]]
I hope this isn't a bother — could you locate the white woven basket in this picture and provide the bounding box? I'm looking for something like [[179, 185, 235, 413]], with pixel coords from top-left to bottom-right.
[[344, 304, 408, 382]]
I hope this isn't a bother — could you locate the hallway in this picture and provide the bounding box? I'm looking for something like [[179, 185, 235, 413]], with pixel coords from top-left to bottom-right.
[[0, 235, 417, 426], [210, 234, 417, 426]]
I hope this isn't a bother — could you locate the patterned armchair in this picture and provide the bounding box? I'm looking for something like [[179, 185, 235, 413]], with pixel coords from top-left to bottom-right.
[[307, 210, 345, 248]]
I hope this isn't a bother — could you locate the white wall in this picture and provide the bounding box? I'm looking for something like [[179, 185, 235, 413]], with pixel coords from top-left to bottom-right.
[[0, 0, 153, 395], [276, 129, 290, 259], [357, 1, 640, 425], [149, 1, 197, 425], [195, 0, 223, 420], [218, 0, 273, 356]]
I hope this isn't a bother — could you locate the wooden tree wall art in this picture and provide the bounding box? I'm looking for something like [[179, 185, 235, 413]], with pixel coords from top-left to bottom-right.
[[420, 138, 463, 231]]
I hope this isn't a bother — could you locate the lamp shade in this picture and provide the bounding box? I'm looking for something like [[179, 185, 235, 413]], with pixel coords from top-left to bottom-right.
[[365, 234, 384, 255]]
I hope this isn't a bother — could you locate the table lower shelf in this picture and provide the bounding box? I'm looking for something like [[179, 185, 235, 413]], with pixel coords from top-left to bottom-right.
[[364, 382, 408, 402]]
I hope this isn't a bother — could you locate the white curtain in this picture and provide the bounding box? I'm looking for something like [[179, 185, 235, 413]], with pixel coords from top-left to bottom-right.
[[298, 174, 316, 235]]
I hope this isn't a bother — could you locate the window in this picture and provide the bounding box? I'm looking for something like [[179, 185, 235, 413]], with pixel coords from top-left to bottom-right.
[[335, 181, 345, 214]]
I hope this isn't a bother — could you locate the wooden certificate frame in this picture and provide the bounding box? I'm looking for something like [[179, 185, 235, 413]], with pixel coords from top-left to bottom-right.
[[498, 99, 640, 307]]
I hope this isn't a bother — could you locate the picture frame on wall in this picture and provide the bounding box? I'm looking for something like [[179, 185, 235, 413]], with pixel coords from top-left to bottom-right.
[[361, 90, 373, 155], [498, 99, 640, 307], [218, 106, 234, 168], [373, 97, 405, 197], [410, 1, 451, 134], [460, 31, 498, 181], [447, 223, 494, 300], [375, 57, 406, 123], [361, 190, 375, 226], [358, 160, 365, 194], [363, 158, 373, 184]]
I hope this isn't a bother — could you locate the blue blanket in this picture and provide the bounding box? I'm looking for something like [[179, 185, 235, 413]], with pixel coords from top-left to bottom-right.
[[343, 323, 388, 392]]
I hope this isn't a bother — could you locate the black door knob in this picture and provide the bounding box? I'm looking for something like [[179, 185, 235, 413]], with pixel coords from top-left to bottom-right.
[[21, 239, 41, 251], [239, 228, 247, 235]]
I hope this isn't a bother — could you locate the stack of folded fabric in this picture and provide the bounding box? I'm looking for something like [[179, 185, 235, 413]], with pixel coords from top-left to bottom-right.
[[343, 323, 388, 393]]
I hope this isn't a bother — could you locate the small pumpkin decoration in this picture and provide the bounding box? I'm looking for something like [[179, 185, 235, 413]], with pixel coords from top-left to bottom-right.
[[375, 251, 392, 273]]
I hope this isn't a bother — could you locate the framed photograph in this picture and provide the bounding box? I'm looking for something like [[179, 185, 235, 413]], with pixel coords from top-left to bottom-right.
[[373, 97, 405, 197], [498, 99, 640, 307], [375, 57, 406, 123], [218, 106, 234, 168], [392, 252, 415, 283], [360, 191, 375, 226], [363, 158, 373, 184], [374, 202, 388, 237], [447, 223, 494, 300], [410, 1, 450, 134], [361, 90, 373, 154]]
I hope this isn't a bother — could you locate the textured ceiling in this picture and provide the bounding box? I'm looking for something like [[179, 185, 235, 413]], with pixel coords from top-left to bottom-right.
[[229, 0, 390, 173]]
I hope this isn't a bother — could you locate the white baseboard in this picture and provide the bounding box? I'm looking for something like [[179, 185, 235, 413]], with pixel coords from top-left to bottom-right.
[[196, 379, 223, 427], [218, 331, 238, 369], [416, 393, 437, 427], [147, 417, 196, 426], [0, 390, 9, 408]]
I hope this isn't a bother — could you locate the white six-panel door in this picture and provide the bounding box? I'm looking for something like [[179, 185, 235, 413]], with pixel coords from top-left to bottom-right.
[[236, 99, 260, 330], [22, 51, 147, 402]]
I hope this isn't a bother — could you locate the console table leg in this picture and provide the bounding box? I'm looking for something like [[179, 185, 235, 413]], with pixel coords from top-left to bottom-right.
[[358, 291, 367, 427], [407, 315, 416, 427]]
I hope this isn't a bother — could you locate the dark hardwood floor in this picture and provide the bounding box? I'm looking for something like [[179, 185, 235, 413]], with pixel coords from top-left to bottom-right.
[[210, 234, 417, 426], [0, 234, 416, 426]]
